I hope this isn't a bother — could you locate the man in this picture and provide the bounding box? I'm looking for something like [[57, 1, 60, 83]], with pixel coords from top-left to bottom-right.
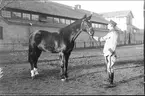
[[89, 20, 119, 84]]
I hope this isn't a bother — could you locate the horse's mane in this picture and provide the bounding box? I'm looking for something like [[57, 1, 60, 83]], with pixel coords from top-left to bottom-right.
[[59, 19, 83, 34]]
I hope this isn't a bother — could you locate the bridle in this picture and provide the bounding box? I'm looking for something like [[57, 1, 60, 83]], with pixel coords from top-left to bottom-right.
[[82, 20, 103, 54], [81, 19, 93, 34], [72, 19, 93, 41]]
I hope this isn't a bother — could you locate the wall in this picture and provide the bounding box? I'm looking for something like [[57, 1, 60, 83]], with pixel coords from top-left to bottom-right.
[[106, 17, 127, 31], [0, 19, 108, 50], [0, 18, 143, 51]]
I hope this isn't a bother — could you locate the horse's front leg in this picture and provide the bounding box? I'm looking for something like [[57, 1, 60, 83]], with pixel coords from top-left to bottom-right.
[[59, 52, 66, 81], [59, 52, 71, 81], [63, 52, 71, 79]]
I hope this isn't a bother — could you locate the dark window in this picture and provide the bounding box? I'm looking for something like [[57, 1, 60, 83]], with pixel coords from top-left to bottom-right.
[[46, 16, 54, 23], [104, 25, 107, 29], [0, 26, 3, 39], [23, 13, 30, 20], [1, 10, 11, 18], [39, 15, 47, 22], [12, 12, 21, 18], [32, 14, 39, 21]]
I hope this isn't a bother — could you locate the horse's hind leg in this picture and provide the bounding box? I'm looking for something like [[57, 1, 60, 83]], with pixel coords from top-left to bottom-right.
[[28, 47, 35, 78], [28, 46, 42, 78], [33, 47, 42, 76]]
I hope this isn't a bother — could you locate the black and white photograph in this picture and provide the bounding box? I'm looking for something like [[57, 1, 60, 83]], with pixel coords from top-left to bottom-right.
[[0, 0, 144, 95]]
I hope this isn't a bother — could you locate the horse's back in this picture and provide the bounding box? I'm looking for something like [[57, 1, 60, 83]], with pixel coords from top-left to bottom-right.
[[29, 30, 62, 52], [30, 30, 58, 43]]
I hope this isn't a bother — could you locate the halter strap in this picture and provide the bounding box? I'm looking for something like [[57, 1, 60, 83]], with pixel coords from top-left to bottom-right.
[[72, 20, 84, 41]]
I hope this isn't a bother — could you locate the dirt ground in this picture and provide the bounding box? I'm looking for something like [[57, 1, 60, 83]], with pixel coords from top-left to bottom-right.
[[0, 44, 144, 95]]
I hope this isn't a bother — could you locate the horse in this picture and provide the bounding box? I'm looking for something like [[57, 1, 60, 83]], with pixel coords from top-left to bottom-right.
[[28, 14, 94, 81]]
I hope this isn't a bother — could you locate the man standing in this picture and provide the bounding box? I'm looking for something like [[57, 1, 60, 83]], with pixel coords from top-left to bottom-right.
[[89, 20, 119, 84]]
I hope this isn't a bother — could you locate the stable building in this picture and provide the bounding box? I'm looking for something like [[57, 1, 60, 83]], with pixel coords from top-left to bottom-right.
[[0, 1, 109, 51], [100, 10, 143, 44], [100, 10, 139, 33]]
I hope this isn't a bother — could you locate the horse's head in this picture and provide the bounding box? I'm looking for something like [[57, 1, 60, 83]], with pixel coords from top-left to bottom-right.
[[81, 14, 94, 36]]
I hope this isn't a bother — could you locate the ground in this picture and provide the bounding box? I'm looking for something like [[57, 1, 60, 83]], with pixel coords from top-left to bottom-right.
[[0, 44, 144, 95]]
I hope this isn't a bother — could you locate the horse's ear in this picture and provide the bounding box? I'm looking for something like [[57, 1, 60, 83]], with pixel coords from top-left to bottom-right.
[[86, 14, 92, 20], [82, 14, 87, 19]]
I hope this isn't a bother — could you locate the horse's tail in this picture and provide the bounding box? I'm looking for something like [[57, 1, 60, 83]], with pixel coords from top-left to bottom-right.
[[28, 31, 34, 63], [28, 45, 31, 62], [28, 30, 42, 62]]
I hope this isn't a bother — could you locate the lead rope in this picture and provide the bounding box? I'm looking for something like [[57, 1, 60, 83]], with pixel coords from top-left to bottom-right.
[[86, 31, 103, 55]]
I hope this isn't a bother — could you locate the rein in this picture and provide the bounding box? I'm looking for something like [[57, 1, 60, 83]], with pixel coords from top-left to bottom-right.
[[86, 30, 103, 55], [72, 19, 84, 41]]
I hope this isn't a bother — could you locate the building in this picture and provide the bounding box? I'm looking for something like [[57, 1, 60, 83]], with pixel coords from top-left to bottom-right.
[[100, 10, 143, 44], [100, 10, 140, 33], [0, 1, 109, 51]]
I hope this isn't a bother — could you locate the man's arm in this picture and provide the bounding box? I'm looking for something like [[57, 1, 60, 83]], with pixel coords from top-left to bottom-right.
[[93, 33, 111, 42]]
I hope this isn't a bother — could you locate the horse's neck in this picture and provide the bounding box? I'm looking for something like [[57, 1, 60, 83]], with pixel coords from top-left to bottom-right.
[[60, 20, 82, 42], [63, 27, 81, 42], [71, 28, 82, 41]]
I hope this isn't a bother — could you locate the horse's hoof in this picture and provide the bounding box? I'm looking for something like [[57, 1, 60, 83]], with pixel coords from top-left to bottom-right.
[[108, 83, 116, 88], [61, 77, 68, 82], [61, 78, 66, 82]]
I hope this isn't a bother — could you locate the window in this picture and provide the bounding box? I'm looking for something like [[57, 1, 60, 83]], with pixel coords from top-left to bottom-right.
[[92, 23, 96, 28], [39, 15, 47, 22], [71, 20, 75, 24], [23, 13, 30, 20], [53, 17, 59, 23], [12, 12, 21, 18], [0, 26, 3, 39], [104, 25, 107, 29], [60, 18, 65, 24], [1, 10, 11, 18], [95, 23, 99, 28], [32, 14, 39, 21], [47, 16, 54, 23], [98, 24, 102, 28], [66, 19, 70, 24]]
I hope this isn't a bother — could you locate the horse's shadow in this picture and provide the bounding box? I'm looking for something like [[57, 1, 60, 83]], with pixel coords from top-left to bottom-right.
[[36, 68, 61, 80], [20, 59, 143, 87]]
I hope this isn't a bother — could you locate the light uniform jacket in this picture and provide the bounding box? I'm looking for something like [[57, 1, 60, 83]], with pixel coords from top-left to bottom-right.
[[93, 29, 118, 56]]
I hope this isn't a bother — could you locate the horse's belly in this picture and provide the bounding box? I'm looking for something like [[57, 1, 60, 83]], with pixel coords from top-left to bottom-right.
[[37, 40, 66, 53], [37, 43, 50, 52], [37, 43, 60, 53]]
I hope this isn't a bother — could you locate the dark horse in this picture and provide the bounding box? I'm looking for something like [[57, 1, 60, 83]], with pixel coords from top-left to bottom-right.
[[28, 14, 93, 81]]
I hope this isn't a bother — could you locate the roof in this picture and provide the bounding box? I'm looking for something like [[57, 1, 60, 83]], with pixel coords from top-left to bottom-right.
[[132, 25, 139, 30], [100, 10, 134, 18], [74, 8, 109, 24], [4, 1, 108, 24]]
